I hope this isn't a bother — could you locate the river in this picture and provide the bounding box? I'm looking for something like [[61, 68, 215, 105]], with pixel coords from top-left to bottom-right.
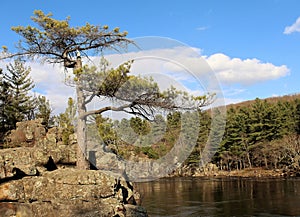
[[135, 177, 300, 217]]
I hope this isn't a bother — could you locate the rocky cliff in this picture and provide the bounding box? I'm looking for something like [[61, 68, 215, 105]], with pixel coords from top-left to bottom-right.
[[0, 119, 148, 217]]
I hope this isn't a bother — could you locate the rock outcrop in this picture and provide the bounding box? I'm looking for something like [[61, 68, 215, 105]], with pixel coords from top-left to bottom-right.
[[0, 119, 148, 217], [4, 118, 47, 147], [0, 169, 147, 217], [0, 123, 76, 181]]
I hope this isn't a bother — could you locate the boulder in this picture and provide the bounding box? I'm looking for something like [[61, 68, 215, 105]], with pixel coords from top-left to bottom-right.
[[0, 125, 76, 180], [5, 118, 46, 147], [0, 169, 148, 217]]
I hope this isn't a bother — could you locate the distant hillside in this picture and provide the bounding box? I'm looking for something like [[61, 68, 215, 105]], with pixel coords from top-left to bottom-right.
[[226, 93, 300, 109]]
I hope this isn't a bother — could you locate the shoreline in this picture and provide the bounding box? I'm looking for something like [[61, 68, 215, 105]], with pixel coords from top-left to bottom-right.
[[170, 167, 300, 179]]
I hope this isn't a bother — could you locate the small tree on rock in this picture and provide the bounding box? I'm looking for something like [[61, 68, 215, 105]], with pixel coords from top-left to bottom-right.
[[34, 95, 53, 127]]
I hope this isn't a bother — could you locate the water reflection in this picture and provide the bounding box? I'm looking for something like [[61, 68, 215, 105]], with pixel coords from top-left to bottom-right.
[[135, 177, 300, 217]]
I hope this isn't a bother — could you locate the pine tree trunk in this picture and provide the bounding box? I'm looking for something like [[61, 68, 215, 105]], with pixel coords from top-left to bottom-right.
[[264, 156, 268, 168], [75, 56, 90, 170], [246, 152, 252, 169]]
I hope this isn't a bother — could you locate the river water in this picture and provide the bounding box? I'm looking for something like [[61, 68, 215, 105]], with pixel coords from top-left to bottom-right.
[[135, 177, 300, 217]]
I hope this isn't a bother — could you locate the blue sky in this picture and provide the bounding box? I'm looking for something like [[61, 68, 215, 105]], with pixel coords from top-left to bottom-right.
[[1, 0, 300, 113]]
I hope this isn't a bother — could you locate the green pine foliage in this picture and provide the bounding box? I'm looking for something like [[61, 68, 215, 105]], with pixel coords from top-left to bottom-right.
[[186, 110, 211, 165], [213, 95, 300, 171], [295, 99, 300, 135], [0, 59, 35, 133], [0, 70, 12, 136], [95, 114, 119, 153], [57, 97, 77, 145], [34, 95, 53, 126]]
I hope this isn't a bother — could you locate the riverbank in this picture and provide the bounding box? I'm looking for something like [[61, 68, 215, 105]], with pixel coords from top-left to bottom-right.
[[170, 164, 300, 178], [199, 168, 285, 178]]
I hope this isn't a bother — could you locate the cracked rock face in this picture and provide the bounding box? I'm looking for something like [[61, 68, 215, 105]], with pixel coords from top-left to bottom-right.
[[0, 169, 148, 217], [0, 120, 148, 217], [0, 119, 76, 181]]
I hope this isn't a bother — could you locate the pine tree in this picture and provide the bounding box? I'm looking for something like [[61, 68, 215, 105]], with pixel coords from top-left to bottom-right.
[[34, 95, 53, 127], [0, 69, 13, 139], [295, 99, 300, 135], [193, 110, 211, 164], [95, 114, 118, 151], [1, 59, 35, 130], [215, 106, 252, 170], [57, 97, 77, 145]]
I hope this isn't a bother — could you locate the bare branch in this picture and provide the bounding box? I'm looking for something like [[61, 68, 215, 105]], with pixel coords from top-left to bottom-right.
[[84, 94, 96, 104], [79, 103, 132, 119]]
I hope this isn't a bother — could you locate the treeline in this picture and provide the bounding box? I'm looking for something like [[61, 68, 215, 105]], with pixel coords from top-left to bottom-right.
[[212, 97, 300, 171], [0, 59, 52, 142]]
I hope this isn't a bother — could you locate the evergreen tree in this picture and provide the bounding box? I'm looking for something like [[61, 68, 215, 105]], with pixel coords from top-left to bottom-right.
[[249, 99, 280, 143], [34, 95, 53, 127], [130, 117, 151, 136], [1, 59, 35, 130], [295, 99, 300, 135], [57, 97, 77, 145], [115, 118, 137, 145], [276, 101, 292, 135], [188, 110, 211, 165], [212, 96, 300, 170], [0, 69, 13, 138], [95, 114, 118, 151]]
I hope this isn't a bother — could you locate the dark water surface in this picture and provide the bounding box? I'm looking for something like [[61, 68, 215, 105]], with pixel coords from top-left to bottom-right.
[[135, 177, 300, 217]]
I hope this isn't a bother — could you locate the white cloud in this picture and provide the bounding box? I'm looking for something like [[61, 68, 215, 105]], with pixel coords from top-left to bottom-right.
[[196, 26, 209, 31], [205, 53, 290, 85], [28, 62, 75, 114], [103, 47, 289, 86], [223, 88, 246, 96], [284, 17, 300, 34], [223, 98, 245, 106]]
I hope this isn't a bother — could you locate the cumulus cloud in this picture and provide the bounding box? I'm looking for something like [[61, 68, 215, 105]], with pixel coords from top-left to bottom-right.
[[205, 53, 290, 85], [26, 62, 75, 114], [103, 47, 289, 86], [284, 17, 300, 34]]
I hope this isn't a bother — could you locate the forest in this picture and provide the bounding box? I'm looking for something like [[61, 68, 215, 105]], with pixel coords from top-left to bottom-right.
[[85, 93, 300, 173], [212, 95, 300, 171]]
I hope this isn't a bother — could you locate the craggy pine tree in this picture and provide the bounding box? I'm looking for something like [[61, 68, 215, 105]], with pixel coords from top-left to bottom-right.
[[1, 10, 213, 169]]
